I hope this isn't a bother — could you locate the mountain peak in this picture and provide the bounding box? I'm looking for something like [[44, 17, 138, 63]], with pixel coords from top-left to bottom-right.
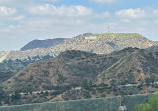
[[57, 50, 97, 62], [6, 32, 158, 60], [20, 38, 67, 51]]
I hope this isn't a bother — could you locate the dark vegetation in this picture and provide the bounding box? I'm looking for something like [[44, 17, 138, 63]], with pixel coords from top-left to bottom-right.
[[0, 48, 158, 106], [135, 94, 158, 111]]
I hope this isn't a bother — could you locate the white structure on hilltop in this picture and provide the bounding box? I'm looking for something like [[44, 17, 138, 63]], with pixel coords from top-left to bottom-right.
[[85, 36, 97, 40]]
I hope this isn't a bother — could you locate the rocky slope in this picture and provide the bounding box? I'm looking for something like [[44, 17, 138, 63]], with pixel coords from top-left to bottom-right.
[[1, 47, 158, 106], [3, 48, 158, 93], [0, 51, 10, 63], [97, 47, 158, 85], [0, 70, 15, 84], [5, 33, 158, 60]]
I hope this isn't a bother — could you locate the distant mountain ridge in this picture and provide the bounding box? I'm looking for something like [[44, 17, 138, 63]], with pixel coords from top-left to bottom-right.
[[20, 38, 67, 51], [3, 33, 158, 60]]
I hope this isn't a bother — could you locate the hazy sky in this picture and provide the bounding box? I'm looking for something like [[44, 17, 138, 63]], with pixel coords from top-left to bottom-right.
[[0, 0, 158, 51]]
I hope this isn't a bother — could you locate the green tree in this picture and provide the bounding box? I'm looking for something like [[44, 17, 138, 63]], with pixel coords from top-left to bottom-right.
[[135, 94, 158, 111]]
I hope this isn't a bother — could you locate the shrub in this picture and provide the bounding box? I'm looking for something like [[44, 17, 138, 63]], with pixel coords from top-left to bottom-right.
[[135, 94, 158, 111]]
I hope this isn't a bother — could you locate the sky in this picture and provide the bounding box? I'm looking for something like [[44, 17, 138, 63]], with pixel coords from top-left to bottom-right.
[[0, 0, 158, 51]]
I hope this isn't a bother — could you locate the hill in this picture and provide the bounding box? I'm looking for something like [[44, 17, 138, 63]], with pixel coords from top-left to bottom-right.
[[3, 48, 158, 94], [1, 48, 158, 105], [3, 50, 98, 92], [20, 38, 67, 51], [147, 45, 158, 51], [97, 47, 158, 86], [5, 33, 158, 60], [0, 54, 54, 71], [0, 51, 10, 63], [0, 71, 15, 84]]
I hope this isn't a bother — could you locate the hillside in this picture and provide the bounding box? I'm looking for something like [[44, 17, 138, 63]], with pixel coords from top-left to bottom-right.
[[0, 71, 15, 84], [3, 50, 98, 92], [20, 38, 67, 51], [97, 47, 158, 86], [0, 55, 54, 85], [1, 48, 158, 105], [5, 33, 158, 60], [147, 46, 158, 51], [3, 48, 158, 94], [0, 51, 10, 63], [0, 55, 54, 71]]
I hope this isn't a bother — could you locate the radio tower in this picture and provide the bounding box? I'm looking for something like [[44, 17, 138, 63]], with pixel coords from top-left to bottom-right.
[[106, 24, 111, 33]]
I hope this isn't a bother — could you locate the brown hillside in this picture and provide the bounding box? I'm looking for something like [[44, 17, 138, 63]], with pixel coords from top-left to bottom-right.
[[3, 48, 158, 94]]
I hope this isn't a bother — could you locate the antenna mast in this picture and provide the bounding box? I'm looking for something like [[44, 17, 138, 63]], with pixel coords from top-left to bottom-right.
[[106, 24, 111, 33]]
